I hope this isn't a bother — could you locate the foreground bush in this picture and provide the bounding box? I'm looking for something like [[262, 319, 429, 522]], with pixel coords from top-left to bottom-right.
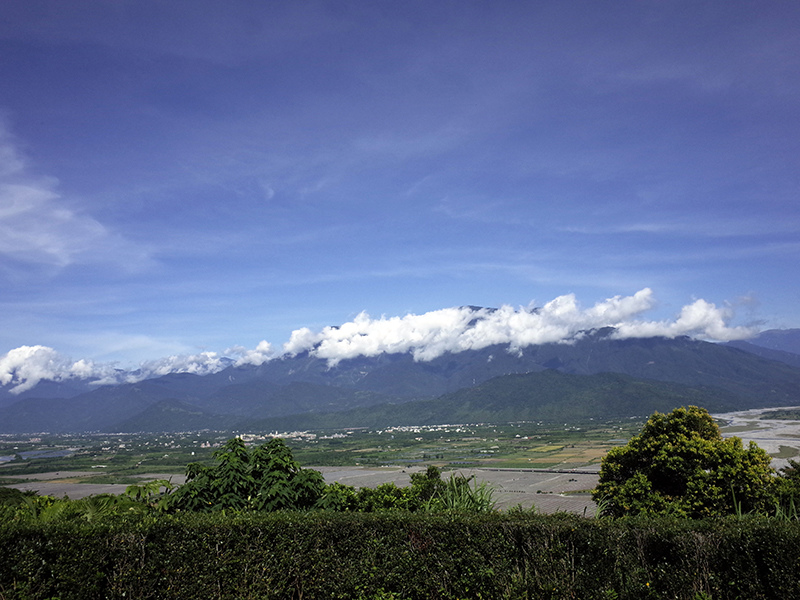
[[159, 438, 495, 515], [594, 406, 777, 518], [168, 437, 326, 512], [1, 512, 799, 599]]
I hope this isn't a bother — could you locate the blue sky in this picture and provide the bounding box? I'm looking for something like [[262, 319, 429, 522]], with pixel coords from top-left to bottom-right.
[[1, 1, 799, 384]]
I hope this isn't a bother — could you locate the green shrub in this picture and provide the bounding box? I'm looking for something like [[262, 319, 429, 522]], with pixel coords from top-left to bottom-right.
[[594, 406, 777, 518], [167, 437, 326, 512], [423, 473, 496, 513], [1, 512, 799, 599]]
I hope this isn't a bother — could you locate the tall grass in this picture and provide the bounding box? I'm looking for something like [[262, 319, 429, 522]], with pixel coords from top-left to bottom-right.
[[423, 473, 496, 513]]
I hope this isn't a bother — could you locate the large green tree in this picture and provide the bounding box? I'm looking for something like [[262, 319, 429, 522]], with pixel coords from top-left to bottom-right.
[[593, 406, 776, 518], [168, 437, 325, 512]]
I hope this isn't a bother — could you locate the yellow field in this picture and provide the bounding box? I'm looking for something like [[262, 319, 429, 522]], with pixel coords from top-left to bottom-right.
[[529, 445, 564, 452]]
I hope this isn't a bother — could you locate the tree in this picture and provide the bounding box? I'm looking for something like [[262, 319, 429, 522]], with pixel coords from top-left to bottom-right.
[[168, 437, 325, 512], [774, 458, 800, 516], [410, 465, 446, 502], [353, 482, 419, 512], [593, 406, 776, 518], [249, 438, 326, 511], [124, 479, 174, 512]]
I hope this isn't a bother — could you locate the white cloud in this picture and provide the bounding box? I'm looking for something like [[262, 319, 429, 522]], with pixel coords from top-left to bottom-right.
[[228, 340, 274, 367], [613, 298, 754, 342], [0, 133, 25, 177], [0, 345, 115, 393], [132, 352, 229, 381], [0, 340, 275, 394], [283, 327, 325, 356], [283, 288, 755, 364], [0, 182, 101, 266], [0, 124, 151, 269], [0, 289, 756, 393]]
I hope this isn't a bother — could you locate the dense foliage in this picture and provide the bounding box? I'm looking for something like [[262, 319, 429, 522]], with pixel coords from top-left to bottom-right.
[[593, 406, 777, 518], [775, 459, 800, 515], [167, 437, 327, 511], [1, 511, 800, 599], [85, 436, 496, 516], [0, 439, 497, 524]]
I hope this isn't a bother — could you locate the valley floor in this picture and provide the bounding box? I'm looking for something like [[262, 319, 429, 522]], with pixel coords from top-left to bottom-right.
[[4, 406, 799, 513], [714, 405, 800, 470]]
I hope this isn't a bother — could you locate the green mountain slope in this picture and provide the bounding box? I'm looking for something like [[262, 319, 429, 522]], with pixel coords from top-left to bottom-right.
[[107, 398, 242, 433], [250, 370, 739, 430]]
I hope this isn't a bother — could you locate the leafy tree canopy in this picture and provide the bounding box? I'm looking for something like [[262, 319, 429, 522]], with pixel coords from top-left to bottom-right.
[[168, 437, 325, 512], [775, 458, 800, 510], [593, 406, 776, 518]]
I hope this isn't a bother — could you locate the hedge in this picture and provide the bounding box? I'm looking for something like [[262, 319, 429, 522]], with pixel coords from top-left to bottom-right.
[[1, 512, 799, 599]]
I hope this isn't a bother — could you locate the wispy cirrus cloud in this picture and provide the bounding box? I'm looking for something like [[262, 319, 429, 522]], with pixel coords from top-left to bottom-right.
[[0, 125, 151, 271]]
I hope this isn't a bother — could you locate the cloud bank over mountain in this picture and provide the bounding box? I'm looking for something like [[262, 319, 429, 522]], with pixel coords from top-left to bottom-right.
[[0, 289, 754, 394], [283, 288, 752, 364], [0, 342, 275, 395]]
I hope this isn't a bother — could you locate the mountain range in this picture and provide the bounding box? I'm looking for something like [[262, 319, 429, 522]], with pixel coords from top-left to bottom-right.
[[1, 328, 799, 433]]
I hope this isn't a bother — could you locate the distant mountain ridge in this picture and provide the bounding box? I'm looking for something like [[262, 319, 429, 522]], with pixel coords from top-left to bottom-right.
[[2, 328, 800, 433], [739, 329, 800, 356], [725, 341, 800, 369]]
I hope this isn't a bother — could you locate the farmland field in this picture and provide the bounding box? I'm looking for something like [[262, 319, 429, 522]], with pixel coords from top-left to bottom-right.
[[2, 407, 798, 513]]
